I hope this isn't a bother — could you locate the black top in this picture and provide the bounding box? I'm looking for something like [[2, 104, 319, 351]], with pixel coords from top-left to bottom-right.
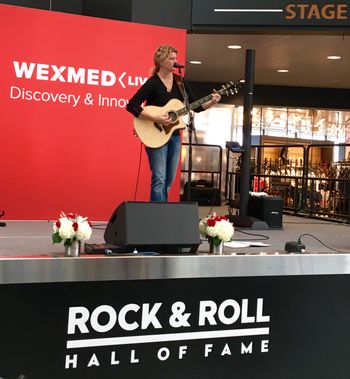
[[126, 74, 204, 118]]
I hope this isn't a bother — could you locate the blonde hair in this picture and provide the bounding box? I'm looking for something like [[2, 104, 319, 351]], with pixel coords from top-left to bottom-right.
[[151, 45, 177, 75]]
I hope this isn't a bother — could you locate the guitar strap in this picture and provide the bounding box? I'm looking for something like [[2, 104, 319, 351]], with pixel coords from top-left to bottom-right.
[[174, 74, 187, 101]]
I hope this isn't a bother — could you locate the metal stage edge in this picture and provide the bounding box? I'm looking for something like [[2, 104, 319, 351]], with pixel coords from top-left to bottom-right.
[[1, 253, 350, 284]]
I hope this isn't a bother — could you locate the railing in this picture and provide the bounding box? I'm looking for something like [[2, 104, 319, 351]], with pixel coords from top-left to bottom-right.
[[180, 143, 222, 205], [303, 144, 350, 221], [225, 143, 350, 222]]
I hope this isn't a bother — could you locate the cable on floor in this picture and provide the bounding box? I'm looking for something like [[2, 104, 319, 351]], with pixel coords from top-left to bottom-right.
[[298, 233, 350, 254], [233, 229, 270, 241]]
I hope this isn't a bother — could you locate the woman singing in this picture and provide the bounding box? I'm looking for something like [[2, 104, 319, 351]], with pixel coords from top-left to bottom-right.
[[126, 45, 221, 202]]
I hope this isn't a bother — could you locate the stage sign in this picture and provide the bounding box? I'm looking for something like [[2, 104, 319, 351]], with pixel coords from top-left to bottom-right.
[[192, 0, 350, 27], [0, 5, 186, 220], [0, 275, 350, 378]]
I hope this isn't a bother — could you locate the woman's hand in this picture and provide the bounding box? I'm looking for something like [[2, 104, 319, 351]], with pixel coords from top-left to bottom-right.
[[153, 113, 172, 126], [211, 90, 221, 105], [203, 89, 221, 110], [140, 109, 172, 125]]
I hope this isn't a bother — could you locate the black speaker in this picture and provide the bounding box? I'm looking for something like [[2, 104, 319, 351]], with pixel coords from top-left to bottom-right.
[[247, 196, 283, 228], [104, 201, 201, 254], [181, 180, 221, 206]]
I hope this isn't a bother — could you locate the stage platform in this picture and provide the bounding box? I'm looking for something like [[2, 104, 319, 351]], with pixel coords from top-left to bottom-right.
[[0, 206, 349, 257], [1, 207, 350, 378]]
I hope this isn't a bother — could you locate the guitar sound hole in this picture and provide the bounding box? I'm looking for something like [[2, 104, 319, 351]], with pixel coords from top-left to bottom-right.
[[168, 111, 178, 123]]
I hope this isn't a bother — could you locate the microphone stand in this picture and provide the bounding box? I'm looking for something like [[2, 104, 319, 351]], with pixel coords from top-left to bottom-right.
[[178, 67, 197, 202]]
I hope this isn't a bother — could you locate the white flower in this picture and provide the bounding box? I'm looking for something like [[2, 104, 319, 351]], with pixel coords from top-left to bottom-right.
[[199, 220, 208, 237], [52, 212, 92, 245], [76, 220, 92, 241], [199, 215, 234, 242], [57, 217, 75, 239], [216, 220, 235, 242]]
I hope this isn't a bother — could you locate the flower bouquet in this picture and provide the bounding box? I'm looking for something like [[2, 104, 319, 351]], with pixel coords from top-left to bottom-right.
[[52, 212, 92, 248], [199, 214, 234, 247]]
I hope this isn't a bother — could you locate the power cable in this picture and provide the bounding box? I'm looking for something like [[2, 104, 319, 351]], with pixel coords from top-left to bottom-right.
[[297, 233, 350, 254]]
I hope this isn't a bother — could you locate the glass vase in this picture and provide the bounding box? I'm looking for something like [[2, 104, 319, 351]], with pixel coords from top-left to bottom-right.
[[65, 240, 81, 257], [209, 239, 224, 255]]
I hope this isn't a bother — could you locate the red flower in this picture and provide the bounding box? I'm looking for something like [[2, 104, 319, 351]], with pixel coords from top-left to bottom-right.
[[72, 222, 79, 231], [55, 221, 61, 228], [207, 218, 216, 227], [215, 216, 228, 222]]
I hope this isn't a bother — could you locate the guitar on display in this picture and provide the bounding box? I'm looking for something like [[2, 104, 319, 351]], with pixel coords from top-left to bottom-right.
[[133, 80, 241, 148]]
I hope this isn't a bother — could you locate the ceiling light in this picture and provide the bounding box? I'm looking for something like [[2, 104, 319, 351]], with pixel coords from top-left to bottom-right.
[[327, 55, 341, 60], [277, 69, 289, 73], [189, 60, 202, 65], [227, 45, 242, 49]]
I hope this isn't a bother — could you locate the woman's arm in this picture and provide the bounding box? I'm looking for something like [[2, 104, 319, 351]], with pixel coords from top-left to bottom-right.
[[126, 78, 171, 125]]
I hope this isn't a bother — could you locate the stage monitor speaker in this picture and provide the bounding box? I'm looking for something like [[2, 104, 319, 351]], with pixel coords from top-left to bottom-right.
[[247, 195, 283, 229], [104, 201, 201, 254]]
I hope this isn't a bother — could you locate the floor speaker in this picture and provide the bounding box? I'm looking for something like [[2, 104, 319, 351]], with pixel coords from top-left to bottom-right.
[[104, 201, 201, 254], [247, 195, 283, 228]]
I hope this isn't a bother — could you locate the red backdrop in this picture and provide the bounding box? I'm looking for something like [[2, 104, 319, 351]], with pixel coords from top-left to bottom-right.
[[0, 5, 186, 220]]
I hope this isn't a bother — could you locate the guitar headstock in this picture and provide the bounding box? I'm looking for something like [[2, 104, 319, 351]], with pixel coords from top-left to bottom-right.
[[218, 80, 242, 97], [222, 88, 238, 97]]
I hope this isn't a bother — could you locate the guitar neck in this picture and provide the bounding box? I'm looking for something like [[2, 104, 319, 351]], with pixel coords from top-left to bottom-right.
[[175, 81, 240, 117], [177, 94, 213, 117]]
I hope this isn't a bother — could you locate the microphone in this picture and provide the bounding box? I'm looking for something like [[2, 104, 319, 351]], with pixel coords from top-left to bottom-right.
[[174, 63, 185, 69]]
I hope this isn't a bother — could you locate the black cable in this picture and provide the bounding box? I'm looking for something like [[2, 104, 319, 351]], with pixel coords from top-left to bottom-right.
[[284, 221, 350, 226], [298, 233, 350, 254], [233, 229, 270, 241], [86, 140, 142, 233], [205, 204, 215, 218], [0, 210, 6, 227], [91, 222, 108, 230], [133, 141, 143, 201], [199, 230, 270, 242]]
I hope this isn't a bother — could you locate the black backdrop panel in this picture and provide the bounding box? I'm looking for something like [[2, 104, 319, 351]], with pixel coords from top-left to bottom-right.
[[0, 275, 350, 378]]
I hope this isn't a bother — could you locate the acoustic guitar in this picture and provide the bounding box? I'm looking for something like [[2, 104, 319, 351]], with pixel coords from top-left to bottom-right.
[[133, 80, 241, 148]]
